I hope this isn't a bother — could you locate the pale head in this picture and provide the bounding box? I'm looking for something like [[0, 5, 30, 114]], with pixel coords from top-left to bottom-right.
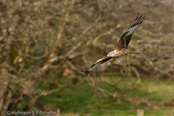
[[107, 50, 116, 57]]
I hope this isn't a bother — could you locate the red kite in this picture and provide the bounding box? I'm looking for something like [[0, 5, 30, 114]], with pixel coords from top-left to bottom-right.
[[82, 14, 146, 77]]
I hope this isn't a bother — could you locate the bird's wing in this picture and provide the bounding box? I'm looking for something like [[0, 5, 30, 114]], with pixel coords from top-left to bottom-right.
[[81, 57, 112, 77], [117, 14, 146, 50]]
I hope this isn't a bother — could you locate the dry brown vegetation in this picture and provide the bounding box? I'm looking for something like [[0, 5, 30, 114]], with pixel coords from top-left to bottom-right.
[[0, 0, 174, 114]]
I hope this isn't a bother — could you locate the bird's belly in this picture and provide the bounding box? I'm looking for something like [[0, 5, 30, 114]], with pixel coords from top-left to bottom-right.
[[113, 53, 125, 58], [114, 50, 128, 57]]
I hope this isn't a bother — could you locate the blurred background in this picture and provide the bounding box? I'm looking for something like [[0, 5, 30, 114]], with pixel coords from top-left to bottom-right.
[[0, 0, 174, 116]]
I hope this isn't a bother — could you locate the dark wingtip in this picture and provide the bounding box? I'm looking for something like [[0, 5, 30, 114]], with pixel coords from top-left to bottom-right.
[[128, 14, 146, 28], [80, 71, 90, 77]]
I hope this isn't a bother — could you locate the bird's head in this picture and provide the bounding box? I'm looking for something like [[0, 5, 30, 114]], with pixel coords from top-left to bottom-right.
[[107, 51, 115, 57]]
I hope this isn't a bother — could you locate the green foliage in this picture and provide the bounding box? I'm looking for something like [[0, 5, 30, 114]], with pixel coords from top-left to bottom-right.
[[38, 77, 174, 116]]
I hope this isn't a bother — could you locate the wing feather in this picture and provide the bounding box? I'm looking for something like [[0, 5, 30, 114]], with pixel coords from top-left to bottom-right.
[[81, 57, 112, 77], [117, 14, 146, 50]]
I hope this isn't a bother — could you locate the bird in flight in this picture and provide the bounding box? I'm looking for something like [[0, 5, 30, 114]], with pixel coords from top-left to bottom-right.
[[82, 14, 146, 77]]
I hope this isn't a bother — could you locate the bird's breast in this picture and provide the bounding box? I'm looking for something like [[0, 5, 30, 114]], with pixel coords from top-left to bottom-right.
[[115, 49, 129, 56]]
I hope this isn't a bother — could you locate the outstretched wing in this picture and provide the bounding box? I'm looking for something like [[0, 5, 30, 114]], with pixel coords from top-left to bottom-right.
[[81, 57, 112, 77], [117, 14, 146, 50]]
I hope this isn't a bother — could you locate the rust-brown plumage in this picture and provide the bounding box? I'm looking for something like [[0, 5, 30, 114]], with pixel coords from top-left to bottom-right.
[[81, 15, 146, 77]]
